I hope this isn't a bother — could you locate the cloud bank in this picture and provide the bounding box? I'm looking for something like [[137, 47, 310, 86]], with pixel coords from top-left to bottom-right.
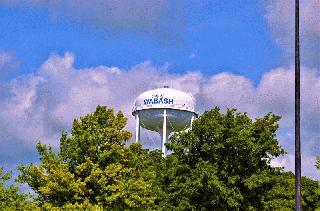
[[263, 0, 320, 178], [0, 52, 319, 179]]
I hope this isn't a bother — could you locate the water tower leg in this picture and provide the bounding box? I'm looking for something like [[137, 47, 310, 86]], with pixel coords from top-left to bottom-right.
[[135, 114, 140, 143], [190, 115, 195, 129], [162, 109, 167, 157]]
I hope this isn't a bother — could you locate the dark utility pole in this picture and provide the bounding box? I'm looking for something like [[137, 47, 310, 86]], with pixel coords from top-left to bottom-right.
[[295, 0, 302, 210]]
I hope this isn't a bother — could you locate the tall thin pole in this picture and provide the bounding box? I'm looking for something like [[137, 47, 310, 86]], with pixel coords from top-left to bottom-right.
[[162, 109, 167, 157], [295, 0, 302, 210]]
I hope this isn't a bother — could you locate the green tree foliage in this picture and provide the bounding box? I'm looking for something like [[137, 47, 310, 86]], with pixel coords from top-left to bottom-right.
[[16, 106, 319, 210], [17, 106, 159, 209], [317, 156, 320, 210], [264, 172, 319, 210], [163, 108, 319, 210], [0, 168, 39, 210]]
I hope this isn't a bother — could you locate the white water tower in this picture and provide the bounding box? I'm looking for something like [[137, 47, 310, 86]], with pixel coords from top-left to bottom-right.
[[132, 86, 197, 156]]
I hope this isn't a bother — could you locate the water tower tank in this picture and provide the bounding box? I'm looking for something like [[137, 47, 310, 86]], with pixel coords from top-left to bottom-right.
[[132, 86, 197, 156]]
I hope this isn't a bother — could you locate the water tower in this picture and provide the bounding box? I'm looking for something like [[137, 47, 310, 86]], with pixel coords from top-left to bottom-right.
[[132, 86, 197, 156]]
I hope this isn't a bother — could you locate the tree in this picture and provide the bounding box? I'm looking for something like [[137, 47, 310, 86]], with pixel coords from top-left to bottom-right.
[[316, 156, 320, 210], [16, 105, 320, 209], [162, 107, 291, 209], [0, 167, 38, 210], [17, 106, 159, 209], [264, 172, 319, 210]]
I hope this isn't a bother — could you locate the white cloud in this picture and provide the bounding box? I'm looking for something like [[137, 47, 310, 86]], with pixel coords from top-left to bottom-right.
[[0, 52, 319, 179], [271, 154, 319, 180], [200, 72, 256, 114], [257, 66, 320, 133], [0, 50, 12, 66], [188, 50, 197, 59], [0, 49, 19, 76], [0, 53, 202, 146], [264, 0, 320, 68]]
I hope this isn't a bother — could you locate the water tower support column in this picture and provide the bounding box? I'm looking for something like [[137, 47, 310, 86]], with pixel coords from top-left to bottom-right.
[[135, 113, 140, 143], [162, 109, 167, 157], [190, 115, 195, 129]]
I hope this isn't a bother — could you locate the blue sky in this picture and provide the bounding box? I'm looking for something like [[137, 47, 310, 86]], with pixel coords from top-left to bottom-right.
[[0, 1, 281, 82], [0, 0, 319, 180]]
